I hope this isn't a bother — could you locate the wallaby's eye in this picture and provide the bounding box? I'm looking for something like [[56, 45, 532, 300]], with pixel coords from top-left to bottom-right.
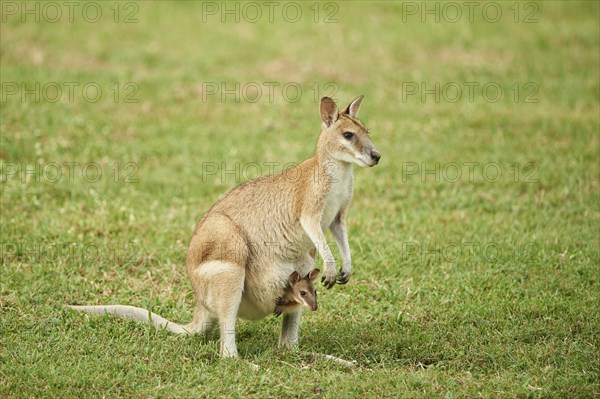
[[300, 291, 306, 296], [343, 132, 354, 140]]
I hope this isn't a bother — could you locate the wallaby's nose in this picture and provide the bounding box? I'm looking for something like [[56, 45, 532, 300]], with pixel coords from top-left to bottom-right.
[[312, 304, 318, 311], [370, 149, 381, 164]]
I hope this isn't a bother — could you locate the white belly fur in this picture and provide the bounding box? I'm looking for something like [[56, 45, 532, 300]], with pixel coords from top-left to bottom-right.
[[236, 165, 353, 321], [321, 165, 353, 230]]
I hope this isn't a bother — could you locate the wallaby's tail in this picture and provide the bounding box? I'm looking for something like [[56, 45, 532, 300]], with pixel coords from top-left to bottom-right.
[[66, 305, 191, 334]]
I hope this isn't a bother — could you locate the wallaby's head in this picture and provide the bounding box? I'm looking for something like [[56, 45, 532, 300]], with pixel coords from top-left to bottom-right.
[[318, 95, 381, 167], [288, 269, 320, 311]]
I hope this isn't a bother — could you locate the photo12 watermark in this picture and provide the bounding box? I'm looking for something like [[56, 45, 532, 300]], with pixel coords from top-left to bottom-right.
[[0, 162, 139, 184], [401, 162, 540, 184], [200, 81, 338, 103], [0, 82, 139, 104], [200, 1, 339, 24], [400, 82, 539, 104], [1, 1, 140, 23], [399, 1, 540, 24], [200, 160, 348, 185], [1, 241, 141, 265], [400, 241, 540, 264]]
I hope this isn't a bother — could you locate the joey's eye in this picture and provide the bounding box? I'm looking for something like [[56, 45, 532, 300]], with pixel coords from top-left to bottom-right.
[[300, 291, 306, 296], [343, 132, 354, 140]]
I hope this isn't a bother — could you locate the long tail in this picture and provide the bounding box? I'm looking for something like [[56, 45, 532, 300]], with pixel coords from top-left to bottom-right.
[[66, 305, 191, 334]]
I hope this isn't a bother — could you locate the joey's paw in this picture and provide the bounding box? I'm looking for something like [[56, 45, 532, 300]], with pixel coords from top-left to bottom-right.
[[275, 296, 285, 306], [321, 268, 337, 289], [337, 270, 351, 285], [273, 307, 282, 317]]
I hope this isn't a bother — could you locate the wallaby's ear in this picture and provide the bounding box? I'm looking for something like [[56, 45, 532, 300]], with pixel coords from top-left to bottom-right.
[[307, 269, 320, 282], [340, 95, 364, 118], [320, 97, 339, 128], [289, 271, 301, 285]]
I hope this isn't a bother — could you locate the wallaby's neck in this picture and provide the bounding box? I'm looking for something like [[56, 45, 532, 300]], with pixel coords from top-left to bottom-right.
[[314, 133, 354, 179]]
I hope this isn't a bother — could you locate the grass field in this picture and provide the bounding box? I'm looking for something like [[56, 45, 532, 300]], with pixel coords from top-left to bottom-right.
[[1, 1, 599, 398]]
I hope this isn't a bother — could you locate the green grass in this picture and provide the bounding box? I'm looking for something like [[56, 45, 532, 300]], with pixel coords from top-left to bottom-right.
[[1, 1, 598, 398]]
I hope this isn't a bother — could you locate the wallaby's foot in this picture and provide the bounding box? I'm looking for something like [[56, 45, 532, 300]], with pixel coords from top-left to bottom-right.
[[321, 265, 337, 289], [221, 348, 238, 358], [337, 268, 351, 285]]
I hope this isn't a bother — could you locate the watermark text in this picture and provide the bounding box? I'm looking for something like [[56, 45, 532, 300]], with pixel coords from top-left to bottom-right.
[[1, 82, 139, 104], [1, 1, 139, 23], [200, 1, 339, 23], [200, 81, 338, 103], [1, 162, 139, 184], [400, 2, 539, 24]]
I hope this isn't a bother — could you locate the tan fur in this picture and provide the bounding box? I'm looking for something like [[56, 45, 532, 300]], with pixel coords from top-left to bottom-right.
[[67, 96, 380, 358]]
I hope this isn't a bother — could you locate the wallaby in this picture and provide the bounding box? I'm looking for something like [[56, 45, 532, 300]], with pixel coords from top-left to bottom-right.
[[68, 95, 380, 358], [273, 269, 320, 317]]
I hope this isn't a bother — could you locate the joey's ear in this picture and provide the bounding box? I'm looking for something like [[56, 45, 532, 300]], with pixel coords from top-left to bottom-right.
[[340, 95, 364, 118], [320, 97, 339, 128], [289, 271, 301, 285], [307, 269, 320, 282]]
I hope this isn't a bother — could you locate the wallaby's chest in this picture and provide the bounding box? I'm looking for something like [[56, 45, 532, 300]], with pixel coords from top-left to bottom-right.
[[321, 168, 353, 229]]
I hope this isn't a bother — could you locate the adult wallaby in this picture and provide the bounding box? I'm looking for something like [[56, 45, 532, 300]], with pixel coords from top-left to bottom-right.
[[68, 96, 380, 357]]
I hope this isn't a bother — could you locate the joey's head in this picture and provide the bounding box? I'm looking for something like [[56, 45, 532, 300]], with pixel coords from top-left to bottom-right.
[[317, 95, 381, 168], [288, 269, 320, 311]]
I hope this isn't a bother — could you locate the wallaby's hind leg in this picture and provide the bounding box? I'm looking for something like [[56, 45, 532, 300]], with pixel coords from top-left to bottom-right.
[[219, 302, 241, 357], [215, 265, 244, 358], [192, 260, 245, 357], [279, 308, 303, 348], [187, 213, 250, 356]]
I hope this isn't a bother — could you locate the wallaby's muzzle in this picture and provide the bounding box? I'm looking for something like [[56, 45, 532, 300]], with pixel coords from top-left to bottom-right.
[[370, 149, 381, 165]]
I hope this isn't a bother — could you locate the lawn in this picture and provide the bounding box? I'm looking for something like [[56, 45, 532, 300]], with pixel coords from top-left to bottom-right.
[[1, 1, 599, 398]]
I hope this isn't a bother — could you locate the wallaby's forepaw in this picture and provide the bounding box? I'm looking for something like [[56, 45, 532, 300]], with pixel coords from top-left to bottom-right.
[[337, 270, 351, 285], [321, 267, 337, 289], [274, 297, 285, 316]]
